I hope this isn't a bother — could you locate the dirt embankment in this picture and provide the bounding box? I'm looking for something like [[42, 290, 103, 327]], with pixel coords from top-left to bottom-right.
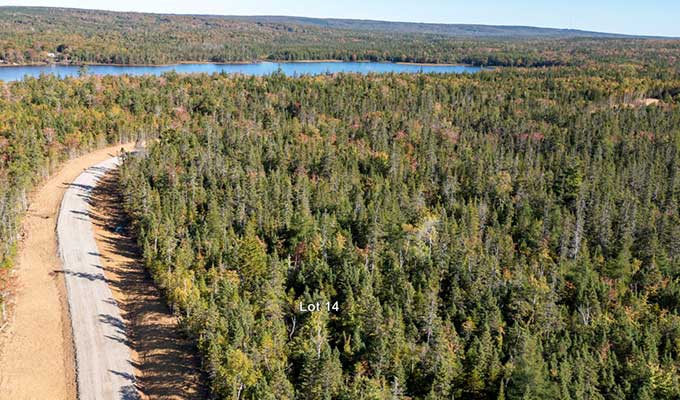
[[0, 144, 133, 400], [89, 169, 207, 399]]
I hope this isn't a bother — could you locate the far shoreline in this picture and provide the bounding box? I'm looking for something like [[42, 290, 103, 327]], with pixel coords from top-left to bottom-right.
[[0, 59, 480, 68]]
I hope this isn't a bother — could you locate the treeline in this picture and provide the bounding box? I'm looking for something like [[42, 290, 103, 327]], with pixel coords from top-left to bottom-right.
[[0, 75, 154, 321], [1, 7, 680, 67], [104, 68, 680, 399]]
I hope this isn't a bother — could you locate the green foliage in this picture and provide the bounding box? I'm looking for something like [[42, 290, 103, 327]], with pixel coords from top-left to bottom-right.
[[2, 53, 680, 398], [111, 68, 680, 399], [0, 74, 140, 273], [1, 7, 680, 67]]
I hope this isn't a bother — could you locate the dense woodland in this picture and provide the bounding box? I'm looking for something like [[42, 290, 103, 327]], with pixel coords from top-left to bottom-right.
[[110, 68, 680, 399], [0, 74, 139, 323], [1, 7, 680, 67], [1, 16, 680, 398], [1, 66, 680, 398]]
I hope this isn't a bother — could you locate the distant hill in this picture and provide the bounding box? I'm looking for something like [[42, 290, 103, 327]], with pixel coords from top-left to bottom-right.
[[0, 6, 677, 67], [223, 15, 643, 39], [0, 6, 658, 39]]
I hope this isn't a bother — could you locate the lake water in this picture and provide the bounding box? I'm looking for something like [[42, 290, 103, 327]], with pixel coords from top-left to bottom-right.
[[0, 61, 483, 81]]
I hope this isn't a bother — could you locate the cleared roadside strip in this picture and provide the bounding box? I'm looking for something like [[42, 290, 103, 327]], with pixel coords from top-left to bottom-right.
[[57, 156, 139, 400]]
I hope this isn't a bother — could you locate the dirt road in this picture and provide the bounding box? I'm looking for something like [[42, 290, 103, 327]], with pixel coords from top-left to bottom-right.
[[0, 144, 132, 400], [1, 143, 204, 399], [58, 156, 139, 399]]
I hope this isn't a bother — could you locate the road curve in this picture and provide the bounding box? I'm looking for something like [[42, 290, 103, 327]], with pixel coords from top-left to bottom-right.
[[57, 156, 139, 400]]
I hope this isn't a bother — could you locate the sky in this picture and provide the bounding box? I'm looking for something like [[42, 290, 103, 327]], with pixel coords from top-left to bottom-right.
[[2, 0, 679, 37]]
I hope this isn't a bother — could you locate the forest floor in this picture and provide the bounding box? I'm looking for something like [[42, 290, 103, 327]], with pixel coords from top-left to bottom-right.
[[89, 169, 207, 399], [0, 144, 132, 400]]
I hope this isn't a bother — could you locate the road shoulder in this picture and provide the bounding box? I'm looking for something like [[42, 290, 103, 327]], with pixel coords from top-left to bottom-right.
[[89, 169, 207, 399]]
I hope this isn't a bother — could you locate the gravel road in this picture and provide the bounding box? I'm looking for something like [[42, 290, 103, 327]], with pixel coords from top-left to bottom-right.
[[0, 144, 133, 400], [57, 156, 139, 400]]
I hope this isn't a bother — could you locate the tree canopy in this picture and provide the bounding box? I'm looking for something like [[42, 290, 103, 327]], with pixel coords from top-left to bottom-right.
[[1, 7, 679, 67], [104, 68, 680, 398], [0, 26, 680, 397]]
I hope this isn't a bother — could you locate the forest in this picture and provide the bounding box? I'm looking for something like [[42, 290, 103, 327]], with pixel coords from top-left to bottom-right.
[[1, 15, 680, 397], [3, 63, 679, 398], [112, 68, 680, 399], [1, 7, 680, 67]]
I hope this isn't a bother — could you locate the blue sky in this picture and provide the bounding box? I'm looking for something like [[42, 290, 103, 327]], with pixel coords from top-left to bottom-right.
[[3, 0, 679, 37]]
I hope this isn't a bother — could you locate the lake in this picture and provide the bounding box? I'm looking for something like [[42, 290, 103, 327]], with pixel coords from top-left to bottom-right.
[[0, 61, 483, 81]]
